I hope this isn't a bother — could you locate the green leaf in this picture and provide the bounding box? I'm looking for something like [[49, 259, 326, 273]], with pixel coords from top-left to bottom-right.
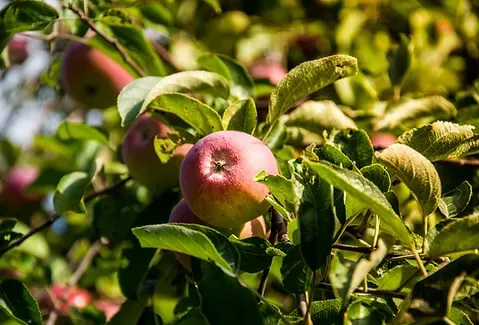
[[396, 121, 477, 162], [406, 254, 479, 321], [99, 16, 166, 76], [375, 144, 441, 216], [266, 55, 358, 126], [0, 0, 58, 34], [198, 264, 263, 325], [0, 279, 42, 325], [254, 171, 297, 212], [132, 224, 239, 274], [202, 0, 222, 13], [316, 144, 355, 170], [57, 121, 109, 145], [388, 34, 411, 86], [303, 159, 411, 244], [198, 53, 254, 99], [222, 98, 257, 134], [118, 248, 157, 300], [426, 214, 479, 259], [438, 181, 472, 218], [345, 298, 393, 325], [375, 96, 456, 130], [292, 299, 342, 325], [330, 241, 387, 307], [280, 244, 312, 293], [174, 308, 208, 325], [9, 221, 50, 259], [360, 164, 391, 192], [285, 100, 357, 136], [449, 307, 474, 325], [119, 71, 229, 126], [329, 129, 374, 169], [378, 264, 420, 291], [229, 237, 273, 273], [53, 171, 90, 215], [151, 93, 224, 135], [108, 297, 148, 325], [260, 117, 288, 150]]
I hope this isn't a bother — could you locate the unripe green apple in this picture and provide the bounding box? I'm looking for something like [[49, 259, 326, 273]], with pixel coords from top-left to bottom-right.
[[180, 130, 279, 228], [60, 34, 135, 109], [122, 115, 193, 196], [168, 199, 267, 271]]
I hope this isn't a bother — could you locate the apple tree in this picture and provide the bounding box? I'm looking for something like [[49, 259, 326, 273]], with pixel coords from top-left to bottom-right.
[[1, 0, 479, 324]]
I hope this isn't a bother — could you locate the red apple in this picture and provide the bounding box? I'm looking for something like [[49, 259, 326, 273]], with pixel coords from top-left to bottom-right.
[[0, 166, 42, 208], [38, 284, 91, 314], [250, 62, 288, 85], [94, 300, 121, 321], [122, 115, 193, 196], [180, 130, 279, 228], [60, 33, 135, 109], [168, 198, 268, 270], [7, 35, 29, 65], [370, 133, 397, 149]]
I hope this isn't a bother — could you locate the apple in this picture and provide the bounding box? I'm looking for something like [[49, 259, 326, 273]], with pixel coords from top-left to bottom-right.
[[250, 61, 288, 85], [37, 284, 91, 314], [370, 133, 397, 149], [122, 115, 193, 196], [94, 300, 121, 321], [7, 35, 29, 65], [168, 198, 267, 270], [0, 166, 43, 208], [60, 33, 135, 109], [180, 130, 279, 228]]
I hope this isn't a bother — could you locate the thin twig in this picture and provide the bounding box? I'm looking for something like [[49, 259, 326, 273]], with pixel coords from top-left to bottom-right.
[[67, 5, 147, 77], [332, 243, 422, 260], [316, 282, 408, 299], [257, 208, 278, 296], [150, 41, 181, 72], [46, 240, 103, 325], [0, 177, 131, 257]]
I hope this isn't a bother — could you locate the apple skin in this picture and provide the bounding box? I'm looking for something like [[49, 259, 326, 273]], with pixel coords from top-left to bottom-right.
[[0, 166, 43, 208], [7, 35, 29, 65], [250, 62, 288, 85], [38, 284, 91, 314], [180, 130, 279, 228], [122, 115, 193, 196], [168, 198, 267, 271], [370, 133, 397, 149], [60, 35, 135, 109]]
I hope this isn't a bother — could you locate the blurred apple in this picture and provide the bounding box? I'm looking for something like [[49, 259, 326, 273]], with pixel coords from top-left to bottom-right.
[[250, 61, 288, 85], [7, 35, 29, 65], [37, 284, 91, 314], [370, 133, 397, 149], [94, 300, 121, 321], [0, 166, 43, 209]]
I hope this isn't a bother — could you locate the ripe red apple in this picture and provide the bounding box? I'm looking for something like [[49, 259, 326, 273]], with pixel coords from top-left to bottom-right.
[[168, 199, 267, 270], [60, 33, 135, 109], [37, 284, 91, 314], [180, 130, 279, 228], [7, 35, 29, 65], [250, 62, 288, 85], [370, 133, 397, 149], [0, 166, 42, 208], [94, 300, 121, 321], [122, 115, 193, 196]]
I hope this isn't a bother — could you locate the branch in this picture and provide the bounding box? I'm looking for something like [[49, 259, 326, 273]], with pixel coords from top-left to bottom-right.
[[0, 177, 131, 257], [150, 41, 181, 73], [316, 282, 408, 299], [67, 5, 147, 77], [332, 243, 422, 260]]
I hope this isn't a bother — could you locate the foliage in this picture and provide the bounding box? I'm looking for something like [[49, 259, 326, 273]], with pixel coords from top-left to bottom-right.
[[1, 0, 479, 324]]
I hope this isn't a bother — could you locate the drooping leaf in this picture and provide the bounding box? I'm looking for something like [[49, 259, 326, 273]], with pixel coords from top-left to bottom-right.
[[53, 171, 91, 215], [0, 0, 58, 34], [303, 159, 411, 244], [375, 144, 441, 216], [229, 236, 273, 273], [0, 279, 42, 325], [198, 53, 254, 99], [280, 244, 312, 293], [388, 34, 411, 86], [315, 144, 355, 170], [285, 100, 357, 136], [132, 224, 239, 274], [378, 264, 420, 291], [222, 98, 257, 134], [254, 171, 297, 212], [150, 93, 224, 135], [426, 214, 479, 259], [118, 247, 157, 300], [119, 71, 229, 125], [360, 164, 391, 193], [438, 181, 472, 218], [57, 121, 109, 145], [198, 264, 263, 325], [375, 96, 456, 130], [267, 55, 358, 126], [108, 297, 148, 325], [396, 121, 477, 162]]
